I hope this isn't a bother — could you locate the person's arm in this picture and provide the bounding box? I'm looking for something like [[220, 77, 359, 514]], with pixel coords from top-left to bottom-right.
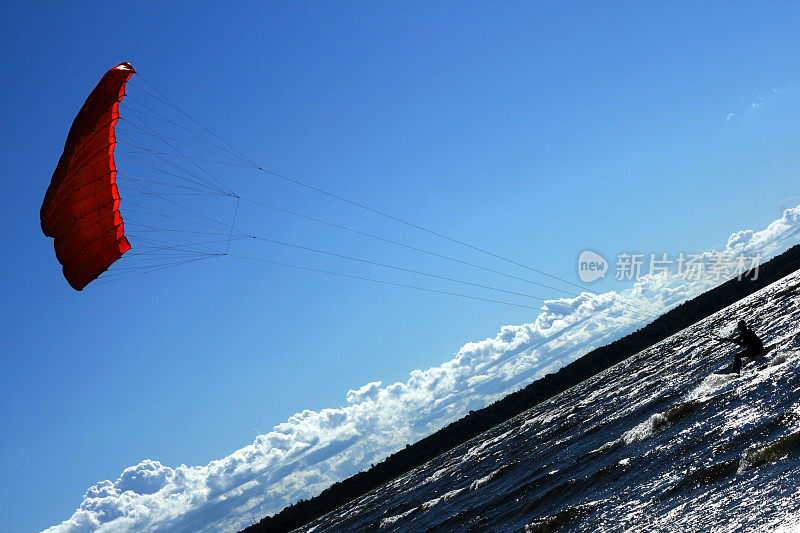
[[719, 335, 745, 346]]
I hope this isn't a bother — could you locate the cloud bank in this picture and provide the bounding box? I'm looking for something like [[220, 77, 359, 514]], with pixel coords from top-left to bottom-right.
[[45, 206, 800, 533]]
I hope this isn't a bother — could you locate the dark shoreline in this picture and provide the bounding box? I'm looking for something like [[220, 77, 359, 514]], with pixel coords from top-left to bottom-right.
[[242, 244, 800, 533]]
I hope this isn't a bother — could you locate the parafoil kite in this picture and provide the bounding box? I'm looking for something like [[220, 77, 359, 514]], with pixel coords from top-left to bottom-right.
[[40, 62, 135, 290], [35, 62, 654, 320]]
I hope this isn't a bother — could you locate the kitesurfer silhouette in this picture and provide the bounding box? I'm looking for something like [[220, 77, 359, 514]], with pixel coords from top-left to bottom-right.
[[721, 320, 764, 374]]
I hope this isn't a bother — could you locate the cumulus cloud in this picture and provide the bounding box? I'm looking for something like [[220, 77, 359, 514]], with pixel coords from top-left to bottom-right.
[[45, 206, 800, 533], [346, 381, 382, 404]]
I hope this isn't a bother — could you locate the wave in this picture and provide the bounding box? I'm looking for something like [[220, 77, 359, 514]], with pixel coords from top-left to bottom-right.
[[738, 430, 800, 473], [470, 460, 519, 491], [622, 400, 700, 444], [523, 501, 600, 533], [420, 466, 450, 486], [421, 487, 467, 510], [588, 437, 624, 456], [763, 350, 799, 368], [660, 459, 739, 499], [378, 506, 418, 529], [685, 373, 738, 401], [493, 469, 564, 509]]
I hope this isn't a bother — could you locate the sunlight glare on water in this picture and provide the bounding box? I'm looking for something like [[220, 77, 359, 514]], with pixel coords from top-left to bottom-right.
[[299, 272, 800, 532]]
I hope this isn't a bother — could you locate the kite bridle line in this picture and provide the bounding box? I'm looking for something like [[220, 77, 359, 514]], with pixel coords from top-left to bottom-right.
[[123, 70, 660, 322]]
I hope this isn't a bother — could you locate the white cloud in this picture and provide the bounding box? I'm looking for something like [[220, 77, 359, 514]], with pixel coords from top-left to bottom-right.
[[346, 381, 382, 404], [45, 206, 800, 533]]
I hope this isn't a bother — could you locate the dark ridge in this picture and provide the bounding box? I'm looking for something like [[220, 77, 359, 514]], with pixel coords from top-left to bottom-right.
[[242, 244, 800, 533]]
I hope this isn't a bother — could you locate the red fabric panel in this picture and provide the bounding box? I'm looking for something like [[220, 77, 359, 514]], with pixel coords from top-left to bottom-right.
[[40, 63, 134, 290]]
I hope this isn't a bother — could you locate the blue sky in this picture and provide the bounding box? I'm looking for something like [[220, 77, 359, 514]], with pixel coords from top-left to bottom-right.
[[1, 2, 799, 532]]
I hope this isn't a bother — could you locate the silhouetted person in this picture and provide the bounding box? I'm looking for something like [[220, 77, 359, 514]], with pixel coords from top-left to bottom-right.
[[721, 320, 764, 374]]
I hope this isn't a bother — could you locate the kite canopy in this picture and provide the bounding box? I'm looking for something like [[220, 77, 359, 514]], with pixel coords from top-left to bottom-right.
[[41, 62, 134, 290]]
